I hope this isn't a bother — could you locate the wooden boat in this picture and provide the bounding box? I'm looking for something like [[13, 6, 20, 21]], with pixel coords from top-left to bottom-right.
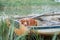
[[3, 12, 60, 35]]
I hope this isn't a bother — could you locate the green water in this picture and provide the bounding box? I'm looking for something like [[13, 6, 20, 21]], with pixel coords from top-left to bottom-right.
[[0, 0, 60, 16]]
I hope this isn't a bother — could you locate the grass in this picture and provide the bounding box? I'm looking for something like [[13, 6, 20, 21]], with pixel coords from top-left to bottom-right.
[[0, 0, 60, 6], [0, 0, 60, 15], [52, 33, 58, 40]]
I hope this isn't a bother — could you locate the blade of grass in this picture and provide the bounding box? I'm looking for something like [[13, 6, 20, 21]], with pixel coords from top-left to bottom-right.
[[0, 16, 9, 40], [16, 32, 28, 40], [8, 19, 15, 40], [52, 32, 58, 40]]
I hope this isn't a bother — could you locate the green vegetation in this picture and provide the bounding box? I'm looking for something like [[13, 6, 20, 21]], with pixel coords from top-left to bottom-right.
[[0, 0, 60, 15], [0, 0, 60, 6]]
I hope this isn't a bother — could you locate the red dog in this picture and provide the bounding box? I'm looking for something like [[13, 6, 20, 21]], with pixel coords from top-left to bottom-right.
[[20, 18, 37, 26]]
